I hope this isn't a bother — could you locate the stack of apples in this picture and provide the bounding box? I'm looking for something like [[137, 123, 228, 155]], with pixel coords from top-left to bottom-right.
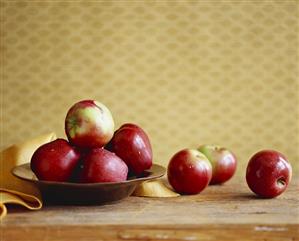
[[30, 99, 292, 199], [31, 100, 153, 183]]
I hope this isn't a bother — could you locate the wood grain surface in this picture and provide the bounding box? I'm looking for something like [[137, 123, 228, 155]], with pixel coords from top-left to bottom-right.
[[1, 178, 298, 241]]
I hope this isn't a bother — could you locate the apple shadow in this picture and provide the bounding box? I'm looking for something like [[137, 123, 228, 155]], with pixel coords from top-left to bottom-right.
[[227, 192, 273, 200], [232, 193, 260, 200]]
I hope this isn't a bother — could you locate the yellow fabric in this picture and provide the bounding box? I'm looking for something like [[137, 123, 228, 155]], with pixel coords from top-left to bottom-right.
[[1, 1, 298, 177], [0, 132, 56, 219], [133, 179, 180, 197]]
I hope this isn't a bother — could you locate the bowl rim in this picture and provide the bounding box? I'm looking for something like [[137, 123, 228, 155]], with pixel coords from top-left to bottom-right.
[[12, 163, 166, 187]]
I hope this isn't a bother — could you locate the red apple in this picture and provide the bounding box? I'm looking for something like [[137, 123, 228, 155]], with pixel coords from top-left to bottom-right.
[[30, 139, 80, 182], [167, 149, 212, 194], [65, 100, 114, 149], [246, 150, 292, 198], [106, 123, 152, 175], [80, 148, 128, 183], [198, 145, 237, 184]]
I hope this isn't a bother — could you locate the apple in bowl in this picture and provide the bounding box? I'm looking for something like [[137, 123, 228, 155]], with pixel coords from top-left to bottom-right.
[[31, 139, 80, 182], [79, 148, 128, 183], [65, 100, 114, 149], [106, 123, 152, 175]]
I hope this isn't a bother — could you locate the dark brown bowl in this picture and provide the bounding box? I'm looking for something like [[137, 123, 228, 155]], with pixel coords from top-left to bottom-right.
[[12, 163, 165, 205]]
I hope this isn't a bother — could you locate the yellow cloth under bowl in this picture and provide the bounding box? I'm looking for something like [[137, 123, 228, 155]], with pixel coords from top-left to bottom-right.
[[0, 132, 56, 219]]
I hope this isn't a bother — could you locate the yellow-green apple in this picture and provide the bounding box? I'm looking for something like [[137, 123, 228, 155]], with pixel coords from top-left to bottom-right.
[[65, 100, 114, 148], [80, 148, 128, 183], [198, 145, 237, 184], [106, 123, 152, 175], [167, 149, 212, 194], [30, 139, 80, 182], [246, 150, 292, 198]]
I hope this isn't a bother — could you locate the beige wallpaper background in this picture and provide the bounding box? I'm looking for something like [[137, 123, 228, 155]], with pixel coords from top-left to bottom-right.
[[1, 1, 298, 177]]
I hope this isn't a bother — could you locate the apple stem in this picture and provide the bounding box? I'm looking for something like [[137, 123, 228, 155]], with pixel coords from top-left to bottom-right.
[[277, 177, 286, 188]]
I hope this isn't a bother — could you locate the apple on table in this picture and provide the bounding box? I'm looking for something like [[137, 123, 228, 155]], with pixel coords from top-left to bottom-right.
[[198, 145, 237, 185], [246, 150, 292, 198], [167, 149, 212, 195]]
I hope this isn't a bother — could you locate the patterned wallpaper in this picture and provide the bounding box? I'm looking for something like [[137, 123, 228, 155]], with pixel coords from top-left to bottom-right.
[[1, 0, 298, 176]]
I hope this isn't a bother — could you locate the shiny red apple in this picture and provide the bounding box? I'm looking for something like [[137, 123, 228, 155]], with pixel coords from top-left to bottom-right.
[[65, 100, 114, 149], [198, 145, 237, 184], [106, 123, 152, 175], [246, 150, 292, 198], [167, 149, 212, 194], [30, 139, 80, 182], [80, 148, 128, 183]]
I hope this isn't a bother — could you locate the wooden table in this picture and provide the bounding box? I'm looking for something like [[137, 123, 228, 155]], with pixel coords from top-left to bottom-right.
[[1, 178, 298, 241]]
